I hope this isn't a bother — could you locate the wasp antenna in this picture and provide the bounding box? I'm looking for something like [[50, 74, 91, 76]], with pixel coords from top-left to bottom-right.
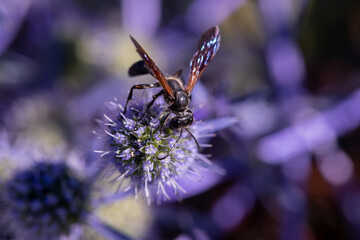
[[185, 129, 201, 152]]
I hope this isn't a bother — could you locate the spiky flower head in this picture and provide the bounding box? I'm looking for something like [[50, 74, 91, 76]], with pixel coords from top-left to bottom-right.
[[95, 97, 223, 205], [1, 160, 91, 240]]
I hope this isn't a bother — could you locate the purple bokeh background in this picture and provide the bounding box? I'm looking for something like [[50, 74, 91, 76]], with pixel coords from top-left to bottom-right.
[[1, 0, 360, 239]]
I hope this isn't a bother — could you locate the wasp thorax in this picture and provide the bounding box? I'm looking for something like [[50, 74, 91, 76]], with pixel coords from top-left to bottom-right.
[[172, 90, 189, 110]]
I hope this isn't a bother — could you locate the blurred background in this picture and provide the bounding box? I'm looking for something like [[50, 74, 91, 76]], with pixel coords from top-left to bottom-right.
[[1, 0, 360, 239]]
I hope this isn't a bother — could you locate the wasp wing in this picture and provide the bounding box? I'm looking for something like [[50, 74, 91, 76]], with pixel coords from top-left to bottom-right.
[[185, 26, 220, 93], [129, 35, 173, 96]]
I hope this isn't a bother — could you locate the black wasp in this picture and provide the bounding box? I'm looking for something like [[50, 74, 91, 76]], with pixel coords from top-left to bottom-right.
[[124, 26, 220, 158]]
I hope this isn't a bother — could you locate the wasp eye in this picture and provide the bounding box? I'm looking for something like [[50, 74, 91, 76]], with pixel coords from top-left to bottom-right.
[[169, 118, 180, 130]]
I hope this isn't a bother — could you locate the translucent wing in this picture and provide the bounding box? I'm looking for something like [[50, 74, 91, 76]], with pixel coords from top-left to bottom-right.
[[185, 26, 221, 93], [129, 35, 173, 96]]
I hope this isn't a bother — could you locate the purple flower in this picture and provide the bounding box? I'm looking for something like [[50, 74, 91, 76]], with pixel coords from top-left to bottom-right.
[[2, 161, 90, 240], [0, 132, 134, 240], [95, 97, 235, 205], [145, 144, 157, 155]]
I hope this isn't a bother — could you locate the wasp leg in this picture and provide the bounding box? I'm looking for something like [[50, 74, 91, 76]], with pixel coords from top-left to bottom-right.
[[138, 90, 165, 121], [123, 82, 161, 114], [157, 129, 183, 160], [133, 90, 165, 130], [158, 109, 172, 131]]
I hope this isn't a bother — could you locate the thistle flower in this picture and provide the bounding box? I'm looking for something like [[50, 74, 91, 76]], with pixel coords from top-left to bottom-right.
[[0, 131, 142, 240], [1, 160, 91, 240], [95, 96, 231, 205]]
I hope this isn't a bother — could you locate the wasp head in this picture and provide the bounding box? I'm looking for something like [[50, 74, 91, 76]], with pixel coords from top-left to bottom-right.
[[169, 110, 193, 130]]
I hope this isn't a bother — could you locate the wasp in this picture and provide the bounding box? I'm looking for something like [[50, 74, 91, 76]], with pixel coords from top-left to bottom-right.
[[124, 26, 220, 159]]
